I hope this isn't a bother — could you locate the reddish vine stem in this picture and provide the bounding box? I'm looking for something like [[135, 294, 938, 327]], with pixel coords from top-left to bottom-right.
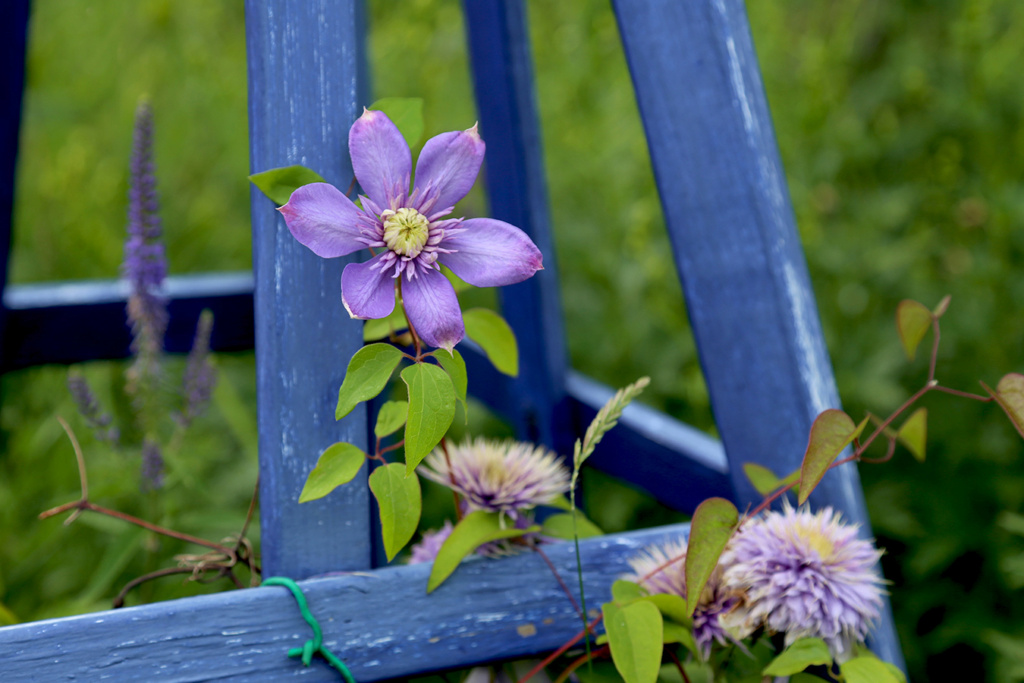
[[552, 644, 610, 683], [533, 544, 583, 617], [666, 647, 692, 683], [933, 385, 993, 402], [397, 279, 424, 360], [517, 614, 603, 683], [859, 436, 897, 464]]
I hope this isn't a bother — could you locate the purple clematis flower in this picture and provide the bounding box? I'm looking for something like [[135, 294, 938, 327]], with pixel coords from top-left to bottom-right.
[[279, 109, 544, 351]]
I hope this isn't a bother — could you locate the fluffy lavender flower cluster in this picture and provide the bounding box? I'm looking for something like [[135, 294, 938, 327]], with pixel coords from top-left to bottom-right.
[[418, 437, 571, 520], [626, 505, 884, 663]]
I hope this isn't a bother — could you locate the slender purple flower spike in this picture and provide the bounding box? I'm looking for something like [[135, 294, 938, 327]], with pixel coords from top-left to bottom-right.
[[140, 438, 164, 491], [418, 437, 570, 518], [179, 309, 217, 427], [625, 538, 750, 660], [719, 505, 885, 663], [279, 110, 543, 351]]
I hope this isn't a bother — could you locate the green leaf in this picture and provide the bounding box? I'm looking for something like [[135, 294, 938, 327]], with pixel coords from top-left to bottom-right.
[[363, 304, 407, 341], [896, 407, 927, 462], [368, 97, 425, 149], [982, 373, 1024, 441], [840, 656, 903, 683], [742, 463, 800, 497], [611, 579, 646, 604], [762, 637, 832, 676], [401, 363, 457, 474], [299, 442, 367, 503], [544, 495, 573, 511], [541, 511, 603, 539], [336, 343, 404, 420], [603, 600, 663, 683], [0, 601, 17, 626], [434, 349, 468, 418], [640, 593, 691, 627], [661, 621, 698, 656], [896, 299, 933, 361], [368, 463, 422, 562], [463, 308, 518, 377], [685, 497, 738, 616], [248, 165, 326, 206], [427, 511, 537, 591], [374, 400, 409, 438], [798, 410, 869, 504]]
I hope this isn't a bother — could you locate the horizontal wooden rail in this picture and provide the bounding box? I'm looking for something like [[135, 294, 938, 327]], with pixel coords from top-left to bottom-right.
[[1, 271, 731, 511], [1, 271, 255, 371], [0, 523, 690, 682]]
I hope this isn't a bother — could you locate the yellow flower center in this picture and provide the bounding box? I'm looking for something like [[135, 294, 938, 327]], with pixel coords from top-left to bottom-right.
[[382, 208, 430, 258]]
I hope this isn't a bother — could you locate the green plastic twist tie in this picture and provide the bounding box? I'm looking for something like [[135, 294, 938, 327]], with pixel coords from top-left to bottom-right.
[[263, 576, 356, 682]]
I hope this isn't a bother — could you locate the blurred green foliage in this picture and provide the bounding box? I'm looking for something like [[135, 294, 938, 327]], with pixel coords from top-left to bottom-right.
[[4, 0, 1024, 681]]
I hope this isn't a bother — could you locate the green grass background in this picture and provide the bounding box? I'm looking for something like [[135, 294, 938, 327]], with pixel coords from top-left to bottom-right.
[[4, 1, 1024, 681]]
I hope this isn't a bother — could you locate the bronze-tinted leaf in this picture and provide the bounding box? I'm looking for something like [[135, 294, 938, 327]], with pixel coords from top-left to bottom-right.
[[799, 410, 868, 504], [896, 299, 933, 361]]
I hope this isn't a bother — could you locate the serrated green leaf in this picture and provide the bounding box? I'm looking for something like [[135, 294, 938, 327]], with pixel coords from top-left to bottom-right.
[[336, 343, 404, 420], [603, 600, 663, 683], [368, 97, 424, 148], [896, 299, 933, 361], [540, 511, 603, 540], [896, 407, 927, 462], [249, 165, 326, 206], [363, 304, 407, 341], [463, 308, 518, 376], [368, 463, 422, 561], [685, 497, 738, 616], [374, 400, 409, 438], [840, 655, 903, 683], [762, 637, 832, 676], [434, 349, 468, 419], [427, 511, 537, 591], [982, 373, 1024, 441], [798, 410, 869, 504], [401, 363, 456, 474], [299, 442, 367, 503]]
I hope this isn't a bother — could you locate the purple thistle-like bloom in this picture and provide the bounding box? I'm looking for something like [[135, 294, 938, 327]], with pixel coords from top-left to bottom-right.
[[624, 538, 748, 660], [719, 505, 885, 663], [418, 437, 570, 518], [279, 109, 544, 351], [408, 520, 455, 564]]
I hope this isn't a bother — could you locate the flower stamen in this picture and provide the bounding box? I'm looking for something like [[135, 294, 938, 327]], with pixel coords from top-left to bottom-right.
[[381, 207, 430, 258]]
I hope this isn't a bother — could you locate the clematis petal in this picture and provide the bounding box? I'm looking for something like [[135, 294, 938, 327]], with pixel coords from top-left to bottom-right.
[[402, 268, 464, 351], [439, 218, 544, 287], [279, 183, 365, 258], [349, 109, 411, 208], [341, 254, 397, 320], [414, 125, 485, 212]]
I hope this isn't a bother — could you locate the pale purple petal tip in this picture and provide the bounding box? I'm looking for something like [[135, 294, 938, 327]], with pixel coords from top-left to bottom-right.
[[414, 125, 485, 211], [440, 218, 543, 287], [349, 109, 411, 207], [341, 255, 397, 320], [279, 183, 365, 258], [402, 268, 464, 351]]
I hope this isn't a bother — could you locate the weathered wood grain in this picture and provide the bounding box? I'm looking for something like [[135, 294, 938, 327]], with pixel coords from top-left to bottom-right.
[[0, 524, 690, 681]]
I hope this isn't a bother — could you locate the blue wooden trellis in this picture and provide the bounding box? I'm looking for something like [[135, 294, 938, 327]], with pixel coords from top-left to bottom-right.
[[0, 0, 905, 680]]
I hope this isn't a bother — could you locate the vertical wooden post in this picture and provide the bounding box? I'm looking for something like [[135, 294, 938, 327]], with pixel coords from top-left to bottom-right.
[[245, 0, 371, 578], [613, 0, 903, 668], [462, 0, 573, 455]]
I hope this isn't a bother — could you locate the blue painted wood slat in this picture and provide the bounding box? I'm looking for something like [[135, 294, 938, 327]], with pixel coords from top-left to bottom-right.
[[462, 0, 575, 456], [0, 523, 691, 681], [612, 0, 903, 668], [245, 0, 372, 579]]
